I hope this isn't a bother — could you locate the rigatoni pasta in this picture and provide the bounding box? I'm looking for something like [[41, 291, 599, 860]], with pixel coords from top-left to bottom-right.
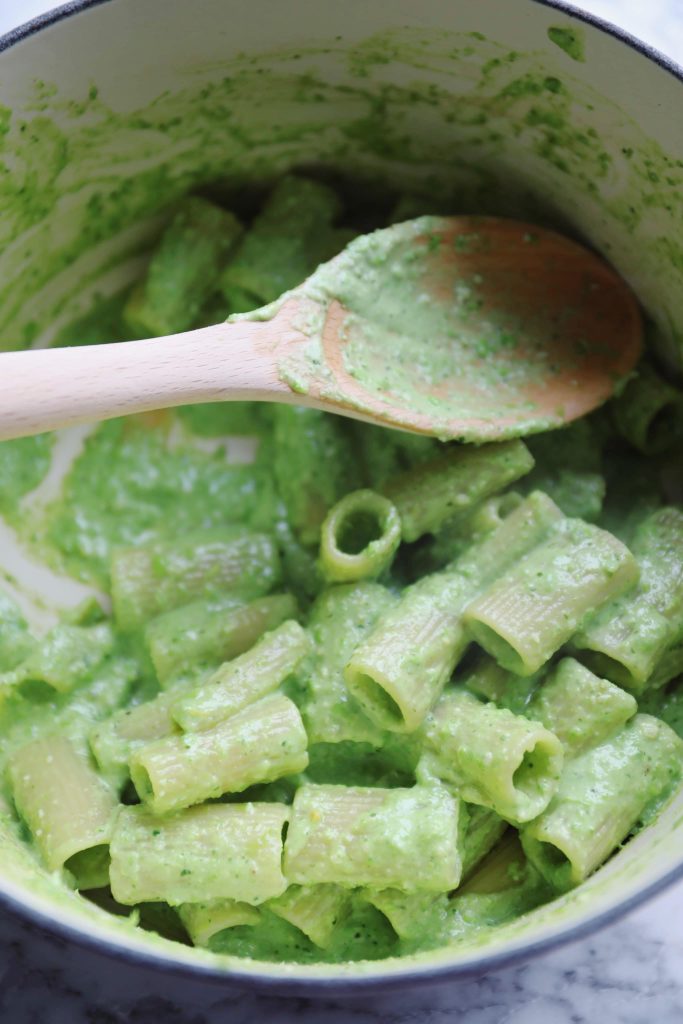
[[527, 658, 637, 756], [171, 619, 310, 732], [220, 175, 343, 310], [299, 581, 396, 746], [0, 623, 113, 695], [145, 592, 297, 686], [521, 715, 683, 890], [573, 507, 683, 692], [111, 527, 281, 631], [283, 783, 466, 892], [460, 805, 509, 879], [123, 196, 244, 337], [271, 406, 359, 547], [382, 439, 534, 542], [89, 689, 179, 789], [460, 656, 541, 715], [611, 361, 683, 455], [130, 693, 308, 813], [319, 490, 401, 583], [178, 900, 260, 947], [110, 803, 289, 906], [266, 884, 351, 948], [362, 888, 448, 941], [464, 518, 639, 676], [9, 736, 117, 884], [419, 690, 564, 823]]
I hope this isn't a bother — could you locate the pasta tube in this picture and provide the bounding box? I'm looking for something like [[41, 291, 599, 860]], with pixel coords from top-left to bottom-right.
[[458, 830, 527, 895], [420, 690, 563, 823], [462, 656, 541, 715], [130, 693, 308, 813], [301, 582, 396, 746], [220, 175, 342, 308], [573, 507, 683, 692], [461, 805, 509, 879], [178, 900, 260, 947], [363, 889, 448, 941], [382, 439, 534, 542], [319, 490, 401, 583], [649, 638, 683, 691], [9, 735, 117, 884], [123, 196, 243, 336], [522, 714, 683, 891], [283, 783, 465, 892], [145, 592, 297, 685], [266, 884, 351, 948], [464, 518, 639, 676], [0, 623, 113, 695], [528, 658, 637, 756], [111, 527, 281, 631], [271, 406, 359, 547], [612, 361, 683, 455], [90, 690, 179, 786], [110, 802, 289, 905], [172, 619, 310, 732]]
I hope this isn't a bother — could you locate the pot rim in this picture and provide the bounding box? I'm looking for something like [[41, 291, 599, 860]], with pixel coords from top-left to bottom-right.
[[0, 0, 682, 993]]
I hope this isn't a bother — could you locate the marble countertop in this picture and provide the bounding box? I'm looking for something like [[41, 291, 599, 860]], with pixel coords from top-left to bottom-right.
[[1, 1, 682, 1021]]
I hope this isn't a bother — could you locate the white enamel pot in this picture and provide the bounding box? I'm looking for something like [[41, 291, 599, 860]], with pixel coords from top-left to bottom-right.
[[0, 0, 682, 994]]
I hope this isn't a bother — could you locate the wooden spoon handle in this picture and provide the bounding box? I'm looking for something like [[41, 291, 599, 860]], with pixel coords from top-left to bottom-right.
[[0, 319, 289, 441]]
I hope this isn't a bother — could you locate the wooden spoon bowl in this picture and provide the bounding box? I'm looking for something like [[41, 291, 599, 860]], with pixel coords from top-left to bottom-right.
[[0, 216, 642, 442]]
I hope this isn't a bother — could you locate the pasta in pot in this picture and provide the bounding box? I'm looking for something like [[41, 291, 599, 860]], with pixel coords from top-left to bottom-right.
[[1, 174, 682, 965]]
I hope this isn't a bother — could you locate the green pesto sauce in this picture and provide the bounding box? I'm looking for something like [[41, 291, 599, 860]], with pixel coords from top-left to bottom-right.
[[34, 418, 277, 586], [177, 402, 271, 439], [0, 434, 54, 525], [208, 872, 550, 963], [547, 26, 586, 63], [0, 309, 680, 967], [52, 288, 136, 348], [0, 591, 35, 671], [211, 902, 397, 963]]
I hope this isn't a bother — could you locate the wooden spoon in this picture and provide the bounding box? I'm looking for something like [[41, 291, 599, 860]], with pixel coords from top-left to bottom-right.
[[0, 216, 642, 442]]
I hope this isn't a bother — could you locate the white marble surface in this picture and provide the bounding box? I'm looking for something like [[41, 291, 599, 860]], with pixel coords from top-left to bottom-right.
[[0, 1, 682, 1021]]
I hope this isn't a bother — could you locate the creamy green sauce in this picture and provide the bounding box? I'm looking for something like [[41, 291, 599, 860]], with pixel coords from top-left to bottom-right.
[[211, 902, 397, 963], [0, 434, 54, 525], [34, 418, 277, 586], [547, 26, 586, 63]]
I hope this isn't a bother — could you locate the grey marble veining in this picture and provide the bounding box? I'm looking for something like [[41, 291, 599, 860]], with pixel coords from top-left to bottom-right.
[[0, 1, 682, 1021]]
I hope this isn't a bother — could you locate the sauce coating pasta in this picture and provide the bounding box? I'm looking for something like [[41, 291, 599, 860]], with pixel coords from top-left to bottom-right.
[[0, 174, 682, 965]]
